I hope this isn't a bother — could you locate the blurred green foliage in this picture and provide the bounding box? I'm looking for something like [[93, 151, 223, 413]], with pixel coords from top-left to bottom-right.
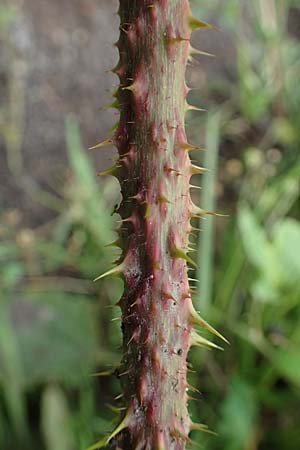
[[0, 96, 123, 447], [1, 0, 300, 449]]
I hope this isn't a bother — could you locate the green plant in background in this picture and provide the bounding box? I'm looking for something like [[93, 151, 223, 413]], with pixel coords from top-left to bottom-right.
[[188, 1, 300, 449], [90, 2, 226, 449], [0, 116, 121, 450]]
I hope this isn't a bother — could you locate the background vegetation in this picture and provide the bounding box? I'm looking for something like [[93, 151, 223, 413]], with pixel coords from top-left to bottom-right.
[[1, 1, 300, 449]]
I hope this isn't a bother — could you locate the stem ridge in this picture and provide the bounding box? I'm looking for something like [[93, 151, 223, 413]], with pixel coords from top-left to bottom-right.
[[93, 2, 223, 449]]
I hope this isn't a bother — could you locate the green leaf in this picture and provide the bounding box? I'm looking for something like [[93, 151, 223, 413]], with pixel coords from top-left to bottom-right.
[[41, 385, 75, 450], [251, 279, 278, 303], [273, 218, 300, 285], [238, 207, 281, 299], [65, 116, 97, 190], [273, 348, 300, 385], [218, 377, 258, 450], [0, 293, 100, 386], [1, 262, 24, 289], [64, 115, 115, 249], [238, 207, 271, 270]]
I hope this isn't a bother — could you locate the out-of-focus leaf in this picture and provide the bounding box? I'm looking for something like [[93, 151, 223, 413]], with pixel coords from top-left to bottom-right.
[[64, 116, 115, 249], [65, 116, 96, 190], [36, 241, 68, 272], [218, 377, 258, 450], [238, 207, 280, 300], [251, 279, 278, 303], [0, 296, 28, 440], [238, 45, 273, 122], [273, 347, 300, 385], [2, 263, 24, 289], [272, 117, 299, 147], [41, 385, 75, 450], [238, 207, 272, 270], [0, 242, 18, 261], [273, 218, 300, 285], [0, 294, 99, 386], [0, 5, 17, 30]]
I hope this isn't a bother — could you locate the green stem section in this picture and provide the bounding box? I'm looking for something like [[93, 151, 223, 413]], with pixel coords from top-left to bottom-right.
[[94, 2, 225, 449], [115, 3, 193, 449]]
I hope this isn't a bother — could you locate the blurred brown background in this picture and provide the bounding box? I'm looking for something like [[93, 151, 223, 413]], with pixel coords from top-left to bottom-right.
[[1, 0, 120, 223]]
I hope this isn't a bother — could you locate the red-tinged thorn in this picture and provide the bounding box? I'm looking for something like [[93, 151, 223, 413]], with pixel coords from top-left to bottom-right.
[[114, 393, 124, 400], [89, 138, 113, 150], [190, 226, 203, 232], [187, 383, 201, 394], [170, 246, 198, 268], [119, 26, 129, 34], [97, 164, 121, 177], [190, 306, 229, 344], [189, 44, 215, 58], [185, 101, 207, 112], [190, 164, 208, 175], [111, 316, 122, 322], [127, 332, 137, 346], [90, 370, 112, 377], [191, 423, 217, 435], [178, 142, 204, 152], [94, 263, 124, 282], [187, 395, 198, 402], [119, 369, 130, 377], [188, 16, 216, 30], [122, 82, 136, 92], [189, 288, 199, 295], [99, 100, 119, 111], [105, 239, 122, 248]]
